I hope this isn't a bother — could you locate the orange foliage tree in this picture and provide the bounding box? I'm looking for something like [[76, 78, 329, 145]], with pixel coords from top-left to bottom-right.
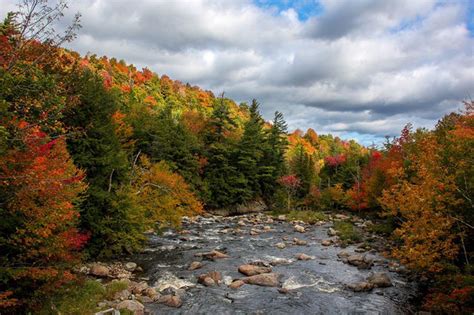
[[379, 131, 461, 272]]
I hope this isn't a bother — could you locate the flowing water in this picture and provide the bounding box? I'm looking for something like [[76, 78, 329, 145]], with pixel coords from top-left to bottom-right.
[[135, 214, 419, 315]]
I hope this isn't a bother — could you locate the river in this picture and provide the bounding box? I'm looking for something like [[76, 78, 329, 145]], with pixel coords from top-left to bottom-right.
[[135, 213, 419, 314]]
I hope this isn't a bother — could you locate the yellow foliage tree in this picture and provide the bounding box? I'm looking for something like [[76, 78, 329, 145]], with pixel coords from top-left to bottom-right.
[[131, 156, 203, 228]]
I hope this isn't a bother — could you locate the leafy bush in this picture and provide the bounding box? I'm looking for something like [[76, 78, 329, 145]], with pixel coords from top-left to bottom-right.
[[333, 221, 361, 244]]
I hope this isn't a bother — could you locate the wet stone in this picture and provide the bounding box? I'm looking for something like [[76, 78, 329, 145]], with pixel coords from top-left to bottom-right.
[[238, 264, 272, 276]]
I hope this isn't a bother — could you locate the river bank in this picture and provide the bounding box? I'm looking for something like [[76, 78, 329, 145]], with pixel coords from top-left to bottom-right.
[[82, 211, 420, 314]]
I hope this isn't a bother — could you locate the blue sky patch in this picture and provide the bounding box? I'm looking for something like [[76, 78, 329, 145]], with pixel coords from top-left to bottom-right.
[[254, 0, 324, 20]]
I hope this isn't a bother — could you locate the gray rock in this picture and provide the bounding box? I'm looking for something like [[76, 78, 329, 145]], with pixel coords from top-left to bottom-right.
[[125, 262, 137, 271]]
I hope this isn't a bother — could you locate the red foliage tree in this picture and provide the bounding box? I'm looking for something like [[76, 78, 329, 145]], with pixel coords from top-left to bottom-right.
[[0, 125, 87, 310]]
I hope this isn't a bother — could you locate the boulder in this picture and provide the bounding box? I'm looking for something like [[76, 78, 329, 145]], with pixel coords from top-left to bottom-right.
[[328, 227, 338, 236], [270, 258, 292, 266], [347, 282, 374, 292], [296, 253, 314, 261], [116, 300, 145, 314], [158, 294, 183, 308], [275, 242, 286, 249], [202, 277, 216, 287], [294, 225, 305, 233], [238, 264, 272, 276], [367, 272, 392, 288], [188, 261, 203, 271], [249, 229, 260, 236], [207, 271, 222, 282], [337, 251, 351, 259], [195, 250, 229, 260], [277, 215, 287, 221], [131, 281, 148, 295], [347, 254, 373, 269], [143, 287, 159, 300], [242, 273, 281, 287], [229, 280, 245, 289], [321, 239, 332, 246], [113, 289, 131, 301], [293, 238, 307, 246], [89, 264, 109, 277], [198, 271, 221, 286], [125, 262, 137, 271]]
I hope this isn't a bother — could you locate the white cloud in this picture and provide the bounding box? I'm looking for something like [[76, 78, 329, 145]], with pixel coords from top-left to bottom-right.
[[2, 0, 473, 143]]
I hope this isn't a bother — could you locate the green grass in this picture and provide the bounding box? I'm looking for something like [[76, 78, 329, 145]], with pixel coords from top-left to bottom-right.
[[105, 280, 129, 300], [368, 221, 394, 235], [42, 279, 106, 315], [285, 210, 327, 224], [333, 221, 362, 244], [40, 279, 132, 315]]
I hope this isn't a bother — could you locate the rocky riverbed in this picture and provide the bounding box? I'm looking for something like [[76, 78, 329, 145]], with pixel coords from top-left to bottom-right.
[[123, 212, 419, 314]]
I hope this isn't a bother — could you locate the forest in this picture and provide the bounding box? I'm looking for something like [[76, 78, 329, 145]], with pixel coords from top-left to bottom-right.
[[0, 2, 472, 314]]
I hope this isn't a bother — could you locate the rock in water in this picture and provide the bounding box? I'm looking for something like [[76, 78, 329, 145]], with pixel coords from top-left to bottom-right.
[[294, 225, 305, 233], [238, 264, 272, 276], [242, 273, 281, 287], [293, 238, 308, 246], [328, 227, 338, 236], [367, 272, 392, 287], [158, 294, 183, 308], [229, 280, 245, 289], [321, 239, 332, 246], [116, 300, 145, 314], [143, 287, 159, 300], [347, 254, 373, 269], [188, 261, 203, 271], [198, 271, 222, 286], [275, 242, 286, 249], [296, 253, 313, 261], [207, 271, 222, 282], [196, 250, 229, 260], [347, 282, 374, 292]]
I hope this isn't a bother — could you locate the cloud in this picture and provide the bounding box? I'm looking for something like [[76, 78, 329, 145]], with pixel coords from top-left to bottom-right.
[[2, 0, 473, 144]]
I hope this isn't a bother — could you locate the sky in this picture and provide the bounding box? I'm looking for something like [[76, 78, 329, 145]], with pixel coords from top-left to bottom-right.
[[2, 0, 473, 145]]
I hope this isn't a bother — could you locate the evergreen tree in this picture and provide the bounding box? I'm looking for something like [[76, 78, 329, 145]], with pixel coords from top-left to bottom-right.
[[262, 111, 288, 198], [236, 99, 266, 200], [62, 70, 144, 257], [132, 104, 203, 193], [203, 97, 246, 208]]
